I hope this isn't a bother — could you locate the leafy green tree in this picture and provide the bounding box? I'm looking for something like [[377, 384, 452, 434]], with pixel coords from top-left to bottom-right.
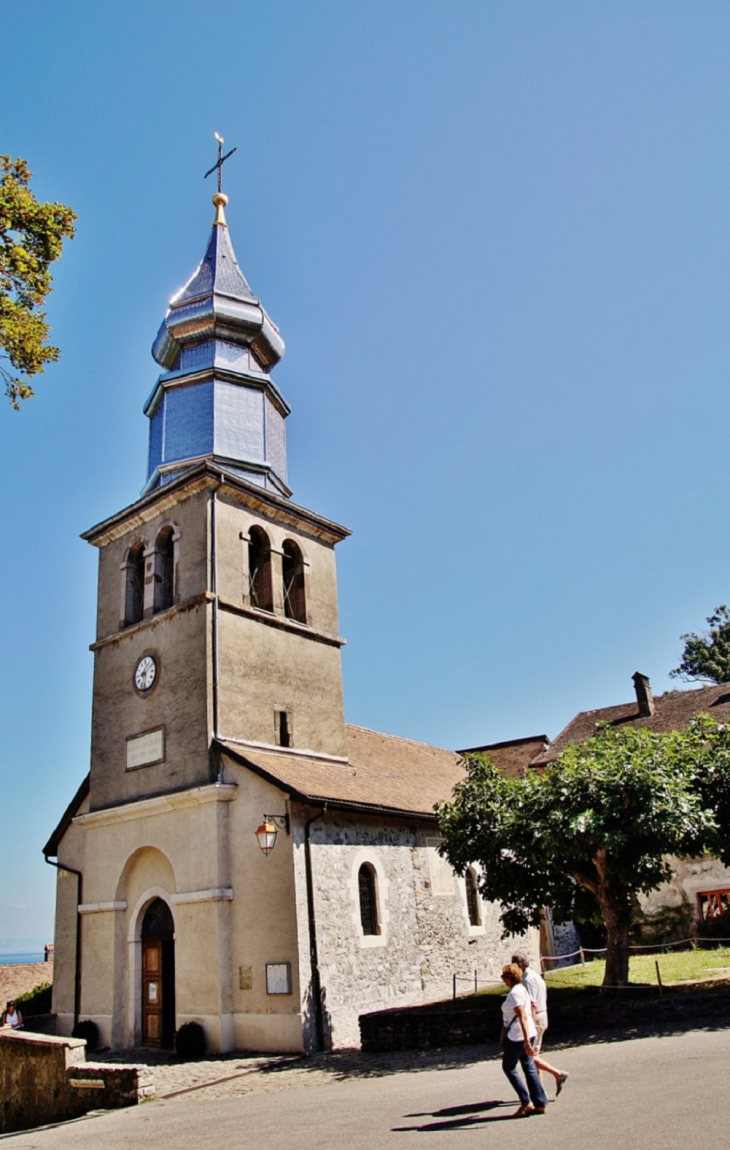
[[437, 723, 717, 989], [0, 156, 76, 408], [670, 605, 730, 685], [695, 719, 730, 867]]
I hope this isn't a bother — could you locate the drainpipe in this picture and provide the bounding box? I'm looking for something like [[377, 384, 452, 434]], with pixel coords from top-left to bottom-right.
[[43, 855, 82, 1027], [304, 806, 326, 1052]]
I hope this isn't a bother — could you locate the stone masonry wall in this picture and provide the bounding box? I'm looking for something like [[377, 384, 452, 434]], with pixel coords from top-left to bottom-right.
[[298, 811, 538, 1049], [0, 1031, 154, 1134]]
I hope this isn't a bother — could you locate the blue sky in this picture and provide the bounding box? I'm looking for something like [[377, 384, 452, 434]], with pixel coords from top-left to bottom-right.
[[3, 1, 730, 942]]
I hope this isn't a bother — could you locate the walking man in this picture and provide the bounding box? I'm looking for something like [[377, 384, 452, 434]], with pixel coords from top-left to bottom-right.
[[511, 952, 569, 1098]]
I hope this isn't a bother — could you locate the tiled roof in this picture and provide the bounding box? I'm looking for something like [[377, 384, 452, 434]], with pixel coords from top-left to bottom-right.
[[531, 681, 730, 766], [457, 735, 551, 779], [217, 724, 467, 818]]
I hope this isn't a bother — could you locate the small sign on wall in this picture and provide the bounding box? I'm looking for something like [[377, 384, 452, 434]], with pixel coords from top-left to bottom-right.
[[126, 727, 165, 771], [239, 965, 252, 990], [266, 962, 292, 995]]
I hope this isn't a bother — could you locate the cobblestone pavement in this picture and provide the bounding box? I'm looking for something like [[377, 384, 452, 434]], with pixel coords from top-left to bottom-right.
[[96, 1043, 491, 1102]]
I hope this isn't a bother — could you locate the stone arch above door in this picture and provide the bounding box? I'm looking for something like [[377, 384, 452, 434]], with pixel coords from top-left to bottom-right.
[[116, 846, 177, 913]]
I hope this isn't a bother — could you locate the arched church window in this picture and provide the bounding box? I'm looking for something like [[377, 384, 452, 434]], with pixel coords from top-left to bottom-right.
[[248, 527, 273, 612], [358, 864, 380, 936], [465, 867, 481, 927], [153, 527, 175, 614], [282, 540, 306, 624], [124, 542, 146, 627]]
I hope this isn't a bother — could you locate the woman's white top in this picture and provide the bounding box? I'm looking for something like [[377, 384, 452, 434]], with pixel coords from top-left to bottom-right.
[[502, 983, 536, 1042], [5, 1009, 21, 1028]]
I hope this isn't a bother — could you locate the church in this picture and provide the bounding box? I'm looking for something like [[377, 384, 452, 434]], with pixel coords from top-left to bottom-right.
[[44, 178, 538, 1054]]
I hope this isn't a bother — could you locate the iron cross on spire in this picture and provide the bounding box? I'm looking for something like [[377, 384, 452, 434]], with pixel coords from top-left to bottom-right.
[[204, 133, 238, 193]]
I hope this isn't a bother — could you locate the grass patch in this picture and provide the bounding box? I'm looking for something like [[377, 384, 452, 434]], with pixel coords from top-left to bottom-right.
[[545, 947, 730, 989], [417, 946, 730, 1015]]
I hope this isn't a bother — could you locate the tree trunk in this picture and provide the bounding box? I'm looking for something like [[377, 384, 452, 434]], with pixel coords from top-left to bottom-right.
[[601, 903, 631, 990]]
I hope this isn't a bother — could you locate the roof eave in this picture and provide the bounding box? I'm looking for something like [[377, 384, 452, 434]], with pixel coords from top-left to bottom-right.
[[216, 740, 439, 822], [43, 774, 90, 857]]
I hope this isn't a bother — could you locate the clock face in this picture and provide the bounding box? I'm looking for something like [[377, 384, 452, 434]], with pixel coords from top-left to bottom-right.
[[134, 655, 157, 692]]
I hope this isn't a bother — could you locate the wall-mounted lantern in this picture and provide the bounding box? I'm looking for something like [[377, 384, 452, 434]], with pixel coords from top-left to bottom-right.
[[254, 813, 290, 856]]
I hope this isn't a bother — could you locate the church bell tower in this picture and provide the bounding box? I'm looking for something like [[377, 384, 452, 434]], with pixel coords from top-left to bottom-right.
[[83, 178, 350, 813]]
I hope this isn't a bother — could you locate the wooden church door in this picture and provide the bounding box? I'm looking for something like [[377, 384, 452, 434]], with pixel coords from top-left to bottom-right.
[[141, 898, 176, 1047]]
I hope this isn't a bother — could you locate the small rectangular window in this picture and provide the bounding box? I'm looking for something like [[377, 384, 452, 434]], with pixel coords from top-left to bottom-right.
[[275, 710, 292, 748]]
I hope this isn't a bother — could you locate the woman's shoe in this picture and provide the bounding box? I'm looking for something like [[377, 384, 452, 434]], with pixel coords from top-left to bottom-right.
[[512, 1104, 535, 1118], [556, 1072, 569, 1096]]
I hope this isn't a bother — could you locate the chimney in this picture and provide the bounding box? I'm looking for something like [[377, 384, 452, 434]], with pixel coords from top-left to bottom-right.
[[632, 672, 655, 717]]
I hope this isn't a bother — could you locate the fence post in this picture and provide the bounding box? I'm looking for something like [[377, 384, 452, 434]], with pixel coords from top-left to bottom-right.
[[474, 969, 478, 993], [453, 972, 457, 1001], [655, 960, 663, 996], [580, 948, 586, 966]]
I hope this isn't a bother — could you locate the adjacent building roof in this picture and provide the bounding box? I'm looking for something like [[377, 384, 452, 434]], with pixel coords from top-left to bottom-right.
[[457, 734, 551, 779], [217, 724, 466, 818], [531, 680, 730, 766]]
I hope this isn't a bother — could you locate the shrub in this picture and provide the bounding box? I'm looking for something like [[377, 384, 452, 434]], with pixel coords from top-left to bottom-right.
[[174, 1020, 206, 1059], [72, 1019, 100, 1050], [15, 982, 52, 1015]]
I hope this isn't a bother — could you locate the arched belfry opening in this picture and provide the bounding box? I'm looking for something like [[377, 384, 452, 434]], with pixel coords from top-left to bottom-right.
[[282, 539, 306, 623], [248, 526, 273, 612], [153, 526, 175, 614], [141, 898, 176, 1048], [124, 541, 146, 627]]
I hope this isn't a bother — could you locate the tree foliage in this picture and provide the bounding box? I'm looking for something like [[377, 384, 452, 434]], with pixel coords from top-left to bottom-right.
[[670, 605, 730, 685], [0, 156, 76, 408], [437, 721, 724, 988]]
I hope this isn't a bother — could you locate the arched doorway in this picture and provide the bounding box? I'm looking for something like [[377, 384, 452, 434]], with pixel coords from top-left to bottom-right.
[[141, 898, 176, 1047]]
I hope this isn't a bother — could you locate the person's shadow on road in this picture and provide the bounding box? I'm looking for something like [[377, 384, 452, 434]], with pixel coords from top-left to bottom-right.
[[393, 1099, 518, 1132]]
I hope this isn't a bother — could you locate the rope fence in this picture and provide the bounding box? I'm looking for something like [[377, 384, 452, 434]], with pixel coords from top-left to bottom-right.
[[539, 935, 730, 967], [449, 937, 730, 999]]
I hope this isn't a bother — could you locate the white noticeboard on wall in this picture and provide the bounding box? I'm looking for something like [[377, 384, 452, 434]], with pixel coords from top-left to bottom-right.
[[126, 728, 165, 771], [266, 962, 292, 995]]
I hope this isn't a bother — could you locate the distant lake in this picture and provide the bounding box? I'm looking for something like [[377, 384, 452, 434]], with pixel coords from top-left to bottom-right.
[[0, 953, 47, 966]]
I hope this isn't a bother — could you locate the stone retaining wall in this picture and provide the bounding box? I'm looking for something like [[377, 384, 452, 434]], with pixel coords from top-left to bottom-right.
[[360, 990, 730, 1053], [0, 1031, 154, 1134], [0, 962, 53, 1003]]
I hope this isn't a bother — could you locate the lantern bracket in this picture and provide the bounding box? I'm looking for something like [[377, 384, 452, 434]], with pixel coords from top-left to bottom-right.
[[264, 813, 290, 834]]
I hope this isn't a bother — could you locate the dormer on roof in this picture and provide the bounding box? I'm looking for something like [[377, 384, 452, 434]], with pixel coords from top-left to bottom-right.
[[143, 189, 290, 498]]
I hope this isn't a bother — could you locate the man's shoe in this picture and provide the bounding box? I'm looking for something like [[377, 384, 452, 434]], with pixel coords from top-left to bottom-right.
[[533, 1107, 546, 1114], [556, 1072, 569, 1097], [512, 1104, 535, 1118]]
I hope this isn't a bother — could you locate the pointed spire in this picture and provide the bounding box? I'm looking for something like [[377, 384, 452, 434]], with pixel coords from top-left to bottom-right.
[[145, 170, 289, 497], [170, 209, 258, 308]]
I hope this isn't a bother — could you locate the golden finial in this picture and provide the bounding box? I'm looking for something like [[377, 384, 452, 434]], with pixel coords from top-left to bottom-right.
[[213, 191, 228, 228]]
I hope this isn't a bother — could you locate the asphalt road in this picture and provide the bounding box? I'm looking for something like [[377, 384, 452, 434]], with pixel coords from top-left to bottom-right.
[[5, 1028, 727, 1149]]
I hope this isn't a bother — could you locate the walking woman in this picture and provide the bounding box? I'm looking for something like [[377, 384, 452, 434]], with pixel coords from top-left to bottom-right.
[[500, 963, 549, 1117]]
